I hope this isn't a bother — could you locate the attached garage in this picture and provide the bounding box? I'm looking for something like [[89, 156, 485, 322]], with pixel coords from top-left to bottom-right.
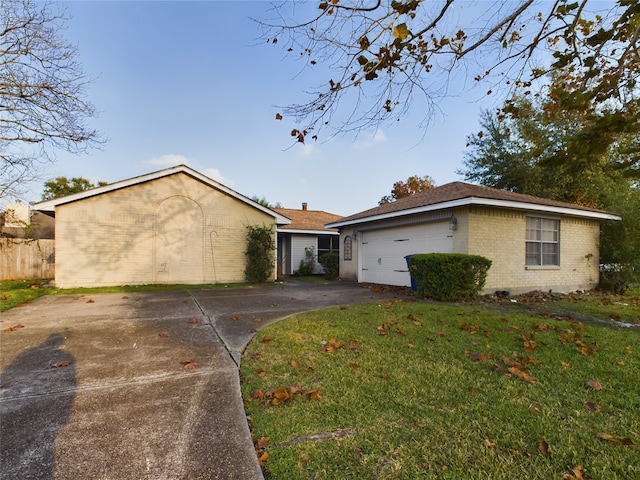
[[360, 222, 452, 286], [326, 182, 620, 295]]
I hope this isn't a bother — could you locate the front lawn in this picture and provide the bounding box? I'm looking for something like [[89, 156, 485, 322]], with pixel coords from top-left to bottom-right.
[[0, 280, 254, 313], [241, 299, 639, 479]]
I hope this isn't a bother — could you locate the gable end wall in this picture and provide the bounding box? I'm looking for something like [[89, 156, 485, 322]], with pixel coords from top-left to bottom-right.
[[54, 173, 275, 287]]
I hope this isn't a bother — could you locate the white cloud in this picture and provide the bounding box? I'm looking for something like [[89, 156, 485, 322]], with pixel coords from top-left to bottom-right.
[[203, 168, 234, 186], [142, 154, 190, 167], [142, 154, 234, 186], [296, 143, 317, 158], [352, 129, 388, 150], [371, 129, 387, 143]]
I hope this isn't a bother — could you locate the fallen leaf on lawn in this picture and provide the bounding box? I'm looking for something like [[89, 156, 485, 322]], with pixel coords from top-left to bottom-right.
[[322, 338, 344, 352], [348, 340, 359, 350], [257, 451, 269, 467], [381, 373, 388, 379], [254, 369, 266, 377], [586, 379, 602, 390], [306, 389, 321, 401], [584, 401, 601, 412], [290, 359, 299, 368], [563, 465, 585, 480], [251, 389, 264, 399], [484, 439, 496, 448], [395, 327, 406, 335], [561, 361, 570, 367], [51, 361, 71, 368], [349, 362, 359, 369], [261, 336, 272, 343], [597, 433, 635, 445], [520, 334, 538, 352], [407, 343, 415, 348], [255, 436, 269, 450], [625, 346, 632, 355], [468, 352, 487, 362], [289, 383, 303, 395], [579, 346, 594, 356], [538, 440, 551, 455], [159, 332, 169, 338], [508, 366, 537, 383], [272, 387, 293, 405]]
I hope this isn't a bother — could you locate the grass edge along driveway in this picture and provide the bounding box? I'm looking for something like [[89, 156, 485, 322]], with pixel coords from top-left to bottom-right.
[[241, 298, 639, 480]]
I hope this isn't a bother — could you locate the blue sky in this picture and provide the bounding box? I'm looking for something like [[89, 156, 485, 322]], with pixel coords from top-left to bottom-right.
[[26, 0, 498, 216]]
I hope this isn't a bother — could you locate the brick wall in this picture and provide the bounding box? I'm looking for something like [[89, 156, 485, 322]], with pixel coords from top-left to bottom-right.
[[464, 206, 600, 294], [54, 173, 275, 288]]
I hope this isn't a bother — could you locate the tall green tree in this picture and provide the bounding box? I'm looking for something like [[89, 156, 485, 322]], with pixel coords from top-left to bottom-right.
[[379, 174, 435, 204], [263, 1, 639, 176], [250, 195, 283, 209], [41, 176, 107, 200], [1, 0, 102, 199], [460, 95, 640, 292]]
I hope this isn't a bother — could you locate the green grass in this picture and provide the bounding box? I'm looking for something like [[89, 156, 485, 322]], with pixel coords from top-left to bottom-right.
[[547, 288, 640, 325], [241, 300, 640, 479], [0, 279, 256, 312], [0, 279, 55, 312]]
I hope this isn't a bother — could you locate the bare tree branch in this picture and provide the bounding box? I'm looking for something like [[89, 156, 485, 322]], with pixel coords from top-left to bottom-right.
[[1, 0, 103, 200]]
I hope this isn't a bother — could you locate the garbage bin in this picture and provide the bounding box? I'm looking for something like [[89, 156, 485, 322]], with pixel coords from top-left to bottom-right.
[[405, 255, 418, 292]]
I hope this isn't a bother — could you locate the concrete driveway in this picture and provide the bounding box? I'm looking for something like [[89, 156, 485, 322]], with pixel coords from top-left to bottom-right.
[[0, 280, 409, 479]]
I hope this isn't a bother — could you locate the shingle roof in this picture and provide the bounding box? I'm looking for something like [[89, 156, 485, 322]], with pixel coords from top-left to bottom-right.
[[273, 208, 342, 232], [330, 181, 618, 225]]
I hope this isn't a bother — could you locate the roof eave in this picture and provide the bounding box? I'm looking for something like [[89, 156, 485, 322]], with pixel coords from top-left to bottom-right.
[[326, 197, 620, 228], [31, 164, 291, 224], [276, 228, 339, 235]]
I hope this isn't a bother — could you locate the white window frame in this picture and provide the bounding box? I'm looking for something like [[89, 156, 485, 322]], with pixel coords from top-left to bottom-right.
[[526, 216, 560, 267]]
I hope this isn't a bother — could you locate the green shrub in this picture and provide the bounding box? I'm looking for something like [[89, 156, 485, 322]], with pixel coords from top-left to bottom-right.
[[319, 252, 339, 279], [294, 247, 316, 276], [408, 253, 492, 301], [244, 224, 275, 283]]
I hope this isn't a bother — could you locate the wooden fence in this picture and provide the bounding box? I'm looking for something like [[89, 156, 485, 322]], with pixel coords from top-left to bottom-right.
[[0, 238, 55, 280]]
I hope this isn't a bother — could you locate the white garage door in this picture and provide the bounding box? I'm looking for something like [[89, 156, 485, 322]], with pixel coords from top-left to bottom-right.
[[361, 222, 452, 287]]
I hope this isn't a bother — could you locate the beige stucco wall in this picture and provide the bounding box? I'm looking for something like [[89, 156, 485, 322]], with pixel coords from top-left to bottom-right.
[[458, 206, 600, 294], [54, 173, 275, 288]]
